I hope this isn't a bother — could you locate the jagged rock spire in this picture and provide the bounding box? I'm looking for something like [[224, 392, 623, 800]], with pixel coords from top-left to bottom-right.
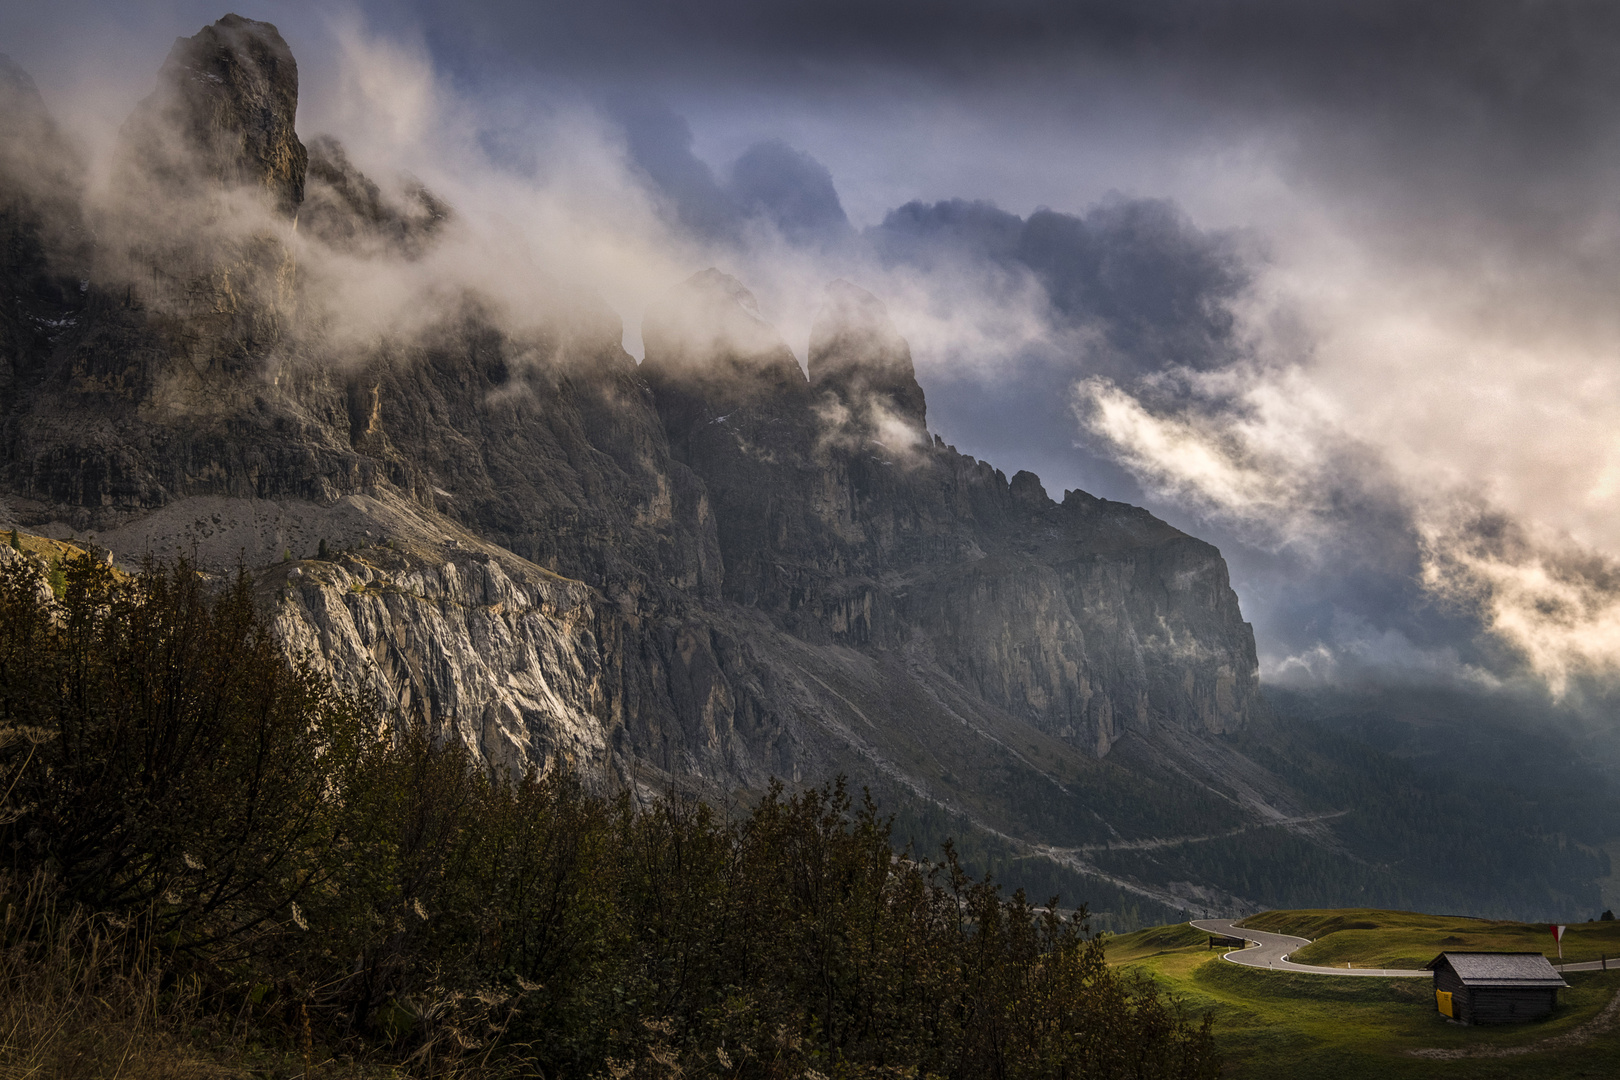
[[119, 14, 307, 213], [809, 279, 927, 435]]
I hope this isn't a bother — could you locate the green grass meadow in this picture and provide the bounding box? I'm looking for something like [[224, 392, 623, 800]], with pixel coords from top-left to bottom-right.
[[1242, 908, 1620, 969], [1107, 913, 1620, 1079]]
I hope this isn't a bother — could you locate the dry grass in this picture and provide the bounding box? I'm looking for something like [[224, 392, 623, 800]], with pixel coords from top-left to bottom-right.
[[0, 875, 242, 1080], [0, 873, 543, 1080], [3, 533, 85, 565], [1104, 921, 1213, 964]]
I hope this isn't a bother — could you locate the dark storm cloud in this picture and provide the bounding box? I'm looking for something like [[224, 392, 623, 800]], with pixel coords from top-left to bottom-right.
[[859, 195, 1239, 507], [612, 103, 854, 250], [851, 190, 1509, 686], [871, 196, 1249, 379], [410, 0, 1620, 274], [409, 0, 1620, 146], [413, 0, 1619, 91], [1019, 202, 1248, 374]]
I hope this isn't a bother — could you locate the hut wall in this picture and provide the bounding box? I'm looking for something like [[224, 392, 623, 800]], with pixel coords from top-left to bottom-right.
[[1467, 988, 1557, 1025], [1433, 969, 1465, 996]]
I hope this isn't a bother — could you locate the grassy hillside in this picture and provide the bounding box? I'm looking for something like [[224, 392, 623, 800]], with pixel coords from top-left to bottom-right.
[[1110, 920, 1620, 1079], [5, 531, 88, 563], [1241, 908, 1620, 969]]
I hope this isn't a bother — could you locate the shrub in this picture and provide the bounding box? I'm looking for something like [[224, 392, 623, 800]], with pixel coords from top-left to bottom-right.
[[0, 553, 368, 957]]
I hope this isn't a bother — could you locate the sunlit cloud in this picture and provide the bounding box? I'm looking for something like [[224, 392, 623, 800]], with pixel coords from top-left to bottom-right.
[[1075, 268, 1620, 696]]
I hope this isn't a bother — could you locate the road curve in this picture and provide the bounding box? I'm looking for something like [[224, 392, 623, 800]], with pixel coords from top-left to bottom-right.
[[1190, 919, 1430, 977], [1188, 919, 1619, 977]]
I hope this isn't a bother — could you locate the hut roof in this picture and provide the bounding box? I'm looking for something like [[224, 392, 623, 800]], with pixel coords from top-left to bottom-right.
[[1425, 952, 1568, 989]]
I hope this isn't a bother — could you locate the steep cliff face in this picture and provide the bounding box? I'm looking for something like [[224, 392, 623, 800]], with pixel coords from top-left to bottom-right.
[[1, 15, 1273, 913], [1, 53, 89, 402], [264, 525, 610, 777], [642, 271, 1258, 754]]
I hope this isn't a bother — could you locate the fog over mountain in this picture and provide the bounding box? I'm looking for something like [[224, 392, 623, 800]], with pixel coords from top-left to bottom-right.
[[9, 0, 1620, 723]]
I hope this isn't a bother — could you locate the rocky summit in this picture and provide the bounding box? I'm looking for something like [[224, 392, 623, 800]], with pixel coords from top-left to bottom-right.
[[1, 16, 1289, 921]]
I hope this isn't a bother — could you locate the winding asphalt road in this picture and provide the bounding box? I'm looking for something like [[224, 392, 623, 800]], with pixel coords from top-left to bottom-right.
[[1189, 919, 1620, 977], [1191, 919, 1431, 977]]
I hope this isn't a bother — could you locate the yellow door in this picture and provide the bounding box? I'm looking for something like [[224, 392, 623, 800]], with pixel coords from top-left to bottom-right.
[[1436, 990, 1453, 1018]]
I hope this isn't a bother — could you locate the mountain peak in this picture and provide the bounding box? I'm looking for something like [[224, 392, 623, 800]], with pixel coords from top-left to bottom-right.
[[642, 268, 798, 373], [120, 14, 307, 213], [809, 278, 927, 434]]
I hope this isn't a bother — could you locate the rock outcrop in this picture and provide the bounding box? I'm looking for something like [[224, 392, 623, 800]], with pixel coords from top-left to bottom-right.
[[118, 13, 307, 213], [809, 278, 927, 438], [0, 15, 1270, 916], [300, 136, 449, 258]]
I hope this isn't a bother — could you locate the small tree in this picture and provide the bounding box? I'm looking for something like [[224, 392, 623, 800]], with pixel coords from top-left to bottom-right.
[[7, 528, 19, 552], [0, 552, 369, 953], [1603, 909, 1615, 921]]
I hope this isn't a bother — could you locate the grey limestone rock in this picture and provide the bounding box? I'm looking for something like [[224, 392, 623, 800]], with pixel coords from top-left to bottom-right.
[[809, 279, 927, 438], [641, 270, 1258, 754]]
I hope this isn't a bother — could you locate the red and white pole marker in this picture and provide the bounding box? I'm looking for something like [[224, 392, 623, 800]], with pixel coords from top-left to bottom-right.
[[1551, 924, 1566, 960]]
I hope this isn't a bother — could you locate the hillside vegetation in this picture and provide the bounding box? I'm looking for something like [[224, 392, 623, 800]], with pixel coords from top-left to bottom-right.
[[0, 548, 1218, 1079]]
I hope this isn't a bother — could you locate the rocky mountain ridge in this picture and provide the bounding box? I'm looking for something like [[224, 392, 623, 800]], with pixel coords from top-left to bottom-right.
[[2, 16, 1290, 921]]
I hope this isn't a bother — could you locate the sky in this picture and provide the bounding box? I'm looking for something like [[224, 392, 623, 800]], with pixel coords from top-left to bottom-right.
[[8, 1, 1620, 707]]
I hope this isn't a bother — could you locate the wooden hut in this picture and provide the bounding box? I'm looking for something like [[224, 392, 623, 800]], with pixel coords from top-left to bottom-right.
[[1425, 952, 1567, 1025]]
